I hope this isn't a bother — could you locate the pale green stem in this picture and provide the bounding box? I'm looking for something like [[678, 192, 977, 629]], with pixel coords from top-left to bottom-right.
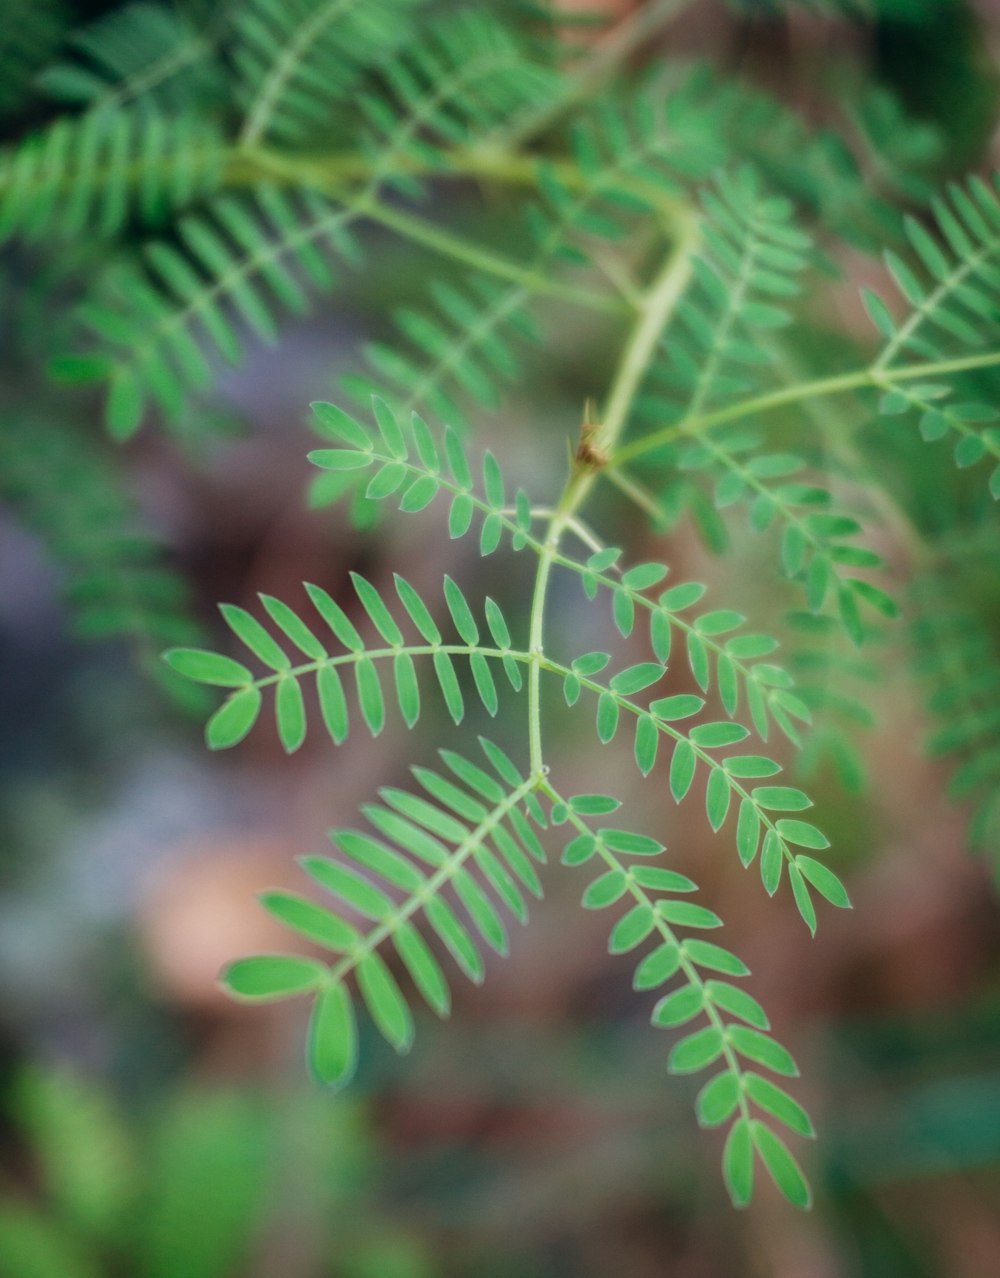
[[525, 212, 700, 778], [614, 349, 1000, 465]]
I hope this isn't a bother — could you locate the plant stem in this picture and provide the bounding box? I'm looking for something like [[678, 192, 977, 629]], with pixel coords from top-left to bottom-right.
[[525, 213, 699, 778], [613, 348, 1000, 465]]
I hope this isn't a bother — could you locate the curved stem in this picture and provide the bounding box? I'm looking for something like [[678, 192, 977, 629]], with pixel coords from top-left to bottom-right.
[[525, 214, 699, 779], [613, 348, 1000, 466]]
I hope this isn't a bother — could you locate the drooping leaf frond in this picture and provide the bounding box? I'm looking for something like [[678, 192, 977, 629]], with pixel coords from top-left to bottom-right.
[[0, 410, 203, 681], [220, 737, 545, 1087], [164, 573, 526, 752], [355, 11, 555, 195], [233, 0, 417, 147], [68, 186, 361, 438], [865, 175, 1000, 497], [549, 789, 815, 1208], [37, 0, 222, 114], [542, 649, 846, 932], [640, 168, 813, 427], [0, 110, 224, 247]]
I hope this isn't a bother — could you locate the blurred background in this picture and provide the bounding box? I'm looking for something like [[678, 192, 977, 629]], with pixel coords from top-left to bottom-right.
[[2, 1, 1000, 1275]]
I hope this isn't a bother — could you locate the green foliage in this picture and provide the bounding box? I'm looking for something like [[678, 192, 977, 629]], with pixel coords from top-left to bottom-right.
[[0, 0, 67, 118], [0, 411, 203, 695], [4, 0, 1000, 1217], [222, 738, 545, 1085]]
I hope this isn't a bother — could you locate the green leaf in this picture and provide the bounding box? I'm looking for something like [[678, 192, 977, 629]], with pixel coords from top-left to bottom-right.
[[601, 829, 664, 856], [220, 605, 291, 670], [610, 663, 664, 694], [684, 940, 750, 976], [633, 943, 681, 990], [788, 862, 816, 935], [751, 1121, 811, 1208], [221, 955, 327, 1001], [308, 449, 372, 470], [651, 694, 704, 720], [705, 768, 731, 832], [434, 650, 464, 724], [582, 869, 628, 909], [394, 922, 451, 1017], [691, 722, 750, 748], [562, 833, 597, 866], [668, 1026, 724, 1074], [728, 1026, 798, 1076], [301, 857, 393, 920], [482, 451, 505, 507], [775, 819, 829, 849], [752, 786, 812, 811], [317, 665, 349, 744], [394, 575, 442, 643], [206, 687, 262, 749], [400, 474, 439, 512], [357, 953, 414, 1053], [307, 983, 357, 1088], [425, 896, 483, 984], [373, 395, 406, 457], [723, 1117, 754, 1208], [622, 562, 668, 590], [696, 1071, 740, 1127], [657, 901, 722, 929], [387, 653, 418, 729], [470, 652, 498, 715], [305, 584, 363, 651], [568, 794, 620, 814], [631, 867, 696, 892], [311, 402, 373, 449], [597, 691, 619, 742], [449, 493, 475, 537], [485, 597, 511, 648], [275, 676, 306, 753], [745, 1074, 814, 1138], [609, 904, 655, 953], [635, 715, 659, 775], [355, 657, 385, 735], [652, 984, 704, 1026], [444, 576, 479, 644], [670, 739, 696, 801], [761, 829, 783, 896], [351, 573, 404, 644], [164, 649, 253, 686], [613, 588, 635, 636], [725, 755, 781, 778], [736, 799, 760, 867], [707, 981, 769, 1029], [796, 855, 851, 907], [259, 891, 359, 952], [260, 595, 327, 659]]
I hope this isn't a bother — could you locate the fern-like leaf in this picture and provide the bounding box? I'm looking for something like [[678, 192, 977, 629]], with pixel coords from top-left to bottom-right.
[[865, 175, 1000, 496], [543, 650, 846, 930], [0, 110, 224, 247], [67, 185, 360, 438], [233, 0, 417, 147], [550, 789, 814, 1207], [0, 410, 203, 694], [220, 738, 544, 1086], [164, 573, 526, 751]]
